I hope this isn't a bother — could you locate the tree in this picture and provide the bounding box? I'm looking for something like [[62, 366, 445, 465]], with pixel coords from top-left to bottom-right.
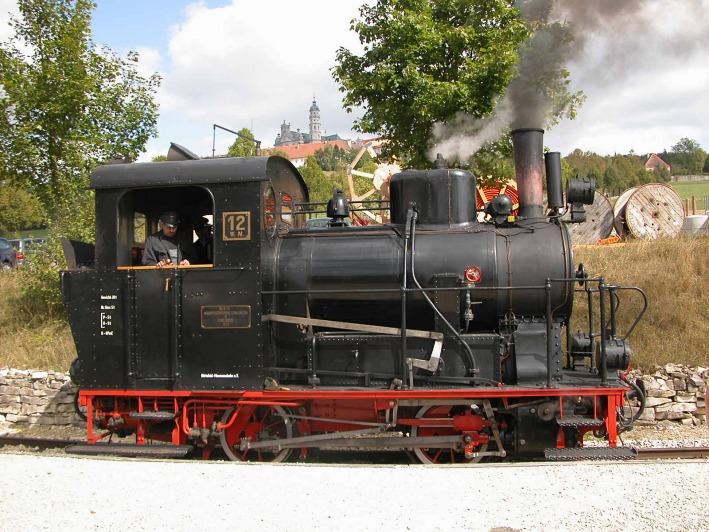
[[665, 138, 706, 175], [0, 0, 160, 315], [564, 150, 607, 186], [314, 143, 350, 171], [354, 150, 378, 175], [0, 184, 46, 232], [268, 148, 290, 159], [469, 137, 515, 185], [333, 0, 583, 168], [671, 138, 700, 153], [652, 166, 671, 183], [0, 0, 160, 237], [602, 166, 620, 191], [299, 156, 334, 204], [687, 148, 707, 175], [563, 150, 659, 192], [152, 155, 168, 162], [226, 128, 258, 157]]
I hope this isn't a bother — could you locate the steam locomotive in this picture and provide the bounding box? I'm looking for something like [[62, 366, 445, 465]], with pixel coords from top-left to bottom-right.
[[62, 128, 646, 462]]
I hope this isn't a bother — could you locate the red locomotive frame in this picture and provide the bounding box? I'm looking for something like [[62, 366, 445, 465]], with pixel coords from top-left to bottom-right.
[[78, 384, 631, 463]]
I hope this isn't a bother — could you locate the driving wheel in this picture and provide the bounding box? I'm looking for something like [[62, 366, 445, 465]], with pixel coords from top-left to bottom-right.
[[409, 405, 489, 464], [219, 405, 293, 462]]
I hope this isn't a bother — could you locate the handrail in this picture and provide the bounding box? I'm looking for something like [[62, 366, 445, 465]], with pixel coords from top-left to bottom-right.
[[612, 286, 648, 341], [117, 264, 214, 271]]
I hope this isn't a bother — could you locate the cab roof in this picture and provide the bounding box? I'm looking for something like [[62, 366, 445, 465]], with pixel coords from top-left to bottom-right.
[[90, 156, 308, 201]]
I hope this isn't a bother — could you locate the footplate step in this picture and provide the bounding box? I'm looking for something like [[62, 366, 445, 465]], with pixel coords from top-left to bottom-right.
[[66, 443, 194, 458], [545, 446, 638, 461], [555, 415, 604, 428]]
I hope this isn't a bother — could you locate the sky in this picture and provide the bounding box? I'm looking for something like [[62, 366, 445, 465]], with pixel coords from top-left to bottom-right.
[[1, 0, 708, 162]]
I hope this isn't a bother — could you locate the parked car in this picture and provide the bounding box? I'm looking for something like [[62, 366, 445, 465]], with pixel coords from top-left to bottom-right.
[[8, 238, 31, 267], [8, 237, 48, 267], [0, 238, 18, 271]]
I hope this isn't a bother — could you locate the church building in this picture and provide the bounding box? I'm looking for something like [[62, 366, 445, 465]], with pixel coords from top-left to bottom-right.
[[273, 98, 343, 147]]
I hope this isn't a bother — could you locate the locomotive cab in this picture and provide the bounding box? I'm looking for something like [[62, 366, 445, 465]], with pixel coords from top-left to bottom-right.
[[62, 156, 308, 391]]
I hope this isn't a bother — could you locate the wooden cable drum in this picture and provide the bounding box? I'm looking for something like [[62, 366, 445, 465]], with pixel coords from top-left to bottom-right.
[[612, 186, 640, 238], [565, 192, 614, 244], [614, 183, 684, 240]]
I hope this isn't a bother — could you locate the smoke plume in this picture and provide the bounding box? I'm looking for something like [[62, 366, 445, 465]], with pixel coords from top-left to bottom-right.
[[429, 0, 709, 163]]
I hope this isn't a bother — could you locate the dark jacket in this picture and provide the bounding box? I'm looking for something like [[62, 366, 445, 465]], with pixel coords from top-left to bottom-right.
[[142, 231, 197, 265]]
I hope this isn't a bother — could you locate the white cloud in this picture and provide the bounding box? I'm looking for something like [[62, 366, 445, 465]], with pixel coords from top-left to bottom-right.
[[134, 45, 162, 79], [546, 1, 709, 156], [0, 0, 18, 41], [151, 0, 367, 157], [546, 52, 709, 156]]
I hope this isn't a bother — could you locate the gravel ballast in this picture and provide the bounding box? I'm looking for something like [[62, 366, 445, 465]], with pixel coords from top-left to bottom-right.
[[0, 453, 707, 531]]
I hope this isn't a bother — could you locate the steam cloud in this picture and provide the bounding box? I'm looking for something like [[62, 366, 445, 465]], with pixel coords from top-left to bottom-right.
[[429, 0, 709, 164]]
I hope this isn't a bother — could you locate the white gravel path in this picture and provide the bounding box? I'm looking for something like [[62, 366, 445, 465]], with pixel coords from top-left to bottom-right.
[[0, 454, 707, 532]]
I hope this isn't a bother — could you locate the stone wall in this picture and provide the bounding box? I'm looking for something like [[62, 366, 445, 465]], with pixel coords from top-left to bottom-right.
[[670, 175, 709, 182], [0, 369, 81, 425], [0, 365, 706, 428], [630, 364, 707, 426]]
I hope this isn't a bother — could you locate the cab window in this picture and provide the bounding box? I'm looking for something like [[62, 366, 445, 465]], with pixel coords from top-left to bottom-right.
[[117, 186, 214, 267]]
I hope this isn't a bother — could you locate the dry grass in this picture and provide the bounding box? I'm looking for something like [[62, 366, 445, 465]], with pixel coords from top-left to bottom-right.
[[1, 236, 707, 373], [0, 272, 77, 372], [573, 235, 708, 371]]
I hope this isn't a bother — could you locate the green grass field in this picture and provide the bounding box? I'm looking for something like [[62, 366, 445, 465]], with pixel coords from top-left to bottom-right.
[[0, 228, 50, 240], [669, 179, 709, 200]]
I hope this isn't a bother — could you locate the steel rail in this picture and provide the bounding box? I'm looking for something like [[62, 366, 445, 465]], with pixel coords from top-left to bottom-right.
[[0, 435, 81, 450], [1, 434, 707, 461], [634, 447, 709, 460]]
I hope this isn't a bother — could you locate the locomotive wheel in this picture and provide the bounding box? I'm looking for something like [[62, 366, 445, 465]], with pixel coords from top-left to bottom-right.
[[409, 405, 488, 464], [219, 405, 294, 463]]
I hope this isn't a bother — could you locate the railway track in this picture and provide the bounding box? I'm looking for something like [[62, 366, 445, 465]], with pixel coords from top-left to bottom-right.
[[635, 447, 709, 460], [1, 434, 708, 461], [0, 434, 80, 451]]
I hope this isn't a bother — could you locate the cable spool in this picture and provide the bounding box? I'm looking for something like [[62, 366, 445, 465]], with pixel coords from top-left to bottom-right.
[[612, 186, 640, 238], [476, 180, 519, 221], [613, 183, 684, 240], [565, 192, 614, 244]]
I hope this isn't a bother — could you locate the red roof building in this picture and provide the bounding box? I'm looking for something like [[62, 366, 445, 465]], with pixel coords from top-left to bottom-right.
[[263, 139, 352, 167], [645, 153, 670, 172]]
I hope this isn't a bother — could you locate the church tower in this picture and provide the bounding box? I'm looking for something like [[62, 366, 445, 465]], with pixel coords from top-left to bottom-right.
[[309, 97, 321, 142]]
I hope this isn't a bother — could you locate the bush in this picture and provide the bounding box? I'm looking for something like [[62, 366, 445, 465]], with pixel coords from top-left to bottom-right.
[[0, 270, 75, 371]]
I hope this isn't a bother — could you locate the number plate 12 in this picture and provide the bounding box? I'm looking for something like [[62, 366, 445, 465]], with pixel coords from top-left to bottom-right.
[[223, 211, 251, 241]]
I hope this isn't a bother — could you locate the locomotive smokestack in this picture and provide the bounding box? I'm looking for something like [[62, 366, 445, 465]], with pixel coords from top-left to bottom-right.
[[511, 128, 545, 218]]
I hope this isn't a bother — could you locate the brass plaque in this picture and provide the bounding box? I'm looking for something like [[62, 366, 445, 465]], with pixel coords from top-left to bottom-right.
[[223, 211, 251, 241], [201, 305, 251, 329]]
